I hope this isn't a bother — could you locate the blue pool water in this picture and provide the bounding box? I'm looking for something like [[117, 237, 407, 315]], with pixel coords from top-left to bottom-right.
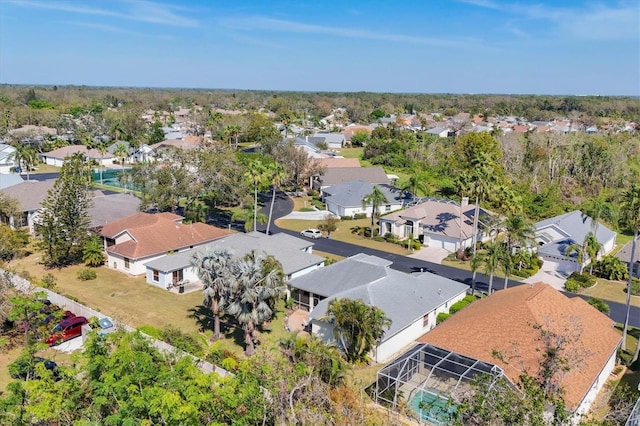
[[409, 390, 456, 425]]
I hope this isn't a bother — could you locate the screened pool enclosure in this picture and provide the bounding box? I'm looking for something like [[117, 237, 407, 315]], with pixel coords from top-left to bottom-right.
[[375, 344, 508, 425]]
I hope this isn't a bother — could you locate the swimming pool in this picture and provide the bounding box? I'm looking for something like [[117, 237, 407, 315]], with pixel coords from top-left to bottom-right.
[[409, 390, 455, 425]]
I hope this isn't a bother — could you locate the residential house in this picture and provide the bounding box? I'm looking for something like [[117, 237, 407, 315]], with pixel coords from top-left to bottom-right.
[[425, 127, 450, 138], [415, 283, 620, 423], [322, 181, 404, 218], [534, 210, 616, 274], [0, 180, 55, 232], [289, 253, 469, 362], [0, 173, 23, 190], [96, 212, 230, 275], [144, 231, 325, 290], [314, 166, 389, 190], [40, 145, 114, 167], [341, 124, 374, 143], [616, 235, 640, 278], [312, 132, 345, 149], [0, 144, 17, 173], [378, 198, 494, 251]]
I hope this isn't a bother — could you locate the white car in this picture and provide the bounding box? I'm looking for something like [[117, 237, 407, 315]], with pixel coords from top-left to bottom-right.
[[300, 228, 322, 239]]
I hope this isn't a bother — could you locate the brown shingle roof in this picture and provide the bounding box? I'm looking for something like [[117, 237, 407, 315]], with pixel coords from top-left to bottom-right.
[[315, 158, 361, 169], [99, 212, 230, 259], [417, 283, 620, 411]]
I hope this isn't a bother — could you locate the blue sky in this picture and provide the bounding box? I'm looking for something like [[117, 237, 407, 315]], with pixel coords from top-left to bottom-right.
[[1, 0, 638, 95]]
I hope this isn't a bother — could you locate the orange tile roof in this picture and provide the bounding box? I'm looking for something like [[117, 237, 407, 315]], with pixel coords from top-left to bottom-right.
[[417, 283, 620, 411], [100, 212, 230, 259]]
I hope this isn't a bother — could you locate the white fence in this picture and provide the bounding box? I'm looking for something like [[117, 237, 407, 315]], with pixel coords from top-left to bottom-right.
[[3, 269, 231, 378]]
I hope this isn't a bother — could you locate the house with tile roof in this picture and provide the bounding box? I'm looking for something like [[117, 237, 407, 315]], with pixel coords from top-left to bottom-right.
[[144, 231, 325, 290], [322, 181, 404, 218], [378, 198, 495, 251], [289, 253, 469, 362], [40, 145, 114, 167], [616, 235, 640, 278], [96, 212, 230, 275], [314, 166, 389, 190], [416, 283, 621, 422], [534, 210, 616, 275]]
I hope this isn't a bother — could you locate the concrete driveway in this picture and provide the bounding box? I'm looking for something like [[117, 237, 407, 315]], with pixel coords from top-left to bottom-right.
[[407, 246, 451, 264], [523, 261, 569, 291]]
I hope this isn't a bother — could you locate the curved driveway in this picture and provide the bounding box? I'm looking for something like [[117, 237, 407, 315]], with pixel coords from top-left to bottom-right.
[[259, 190, 640, 327]]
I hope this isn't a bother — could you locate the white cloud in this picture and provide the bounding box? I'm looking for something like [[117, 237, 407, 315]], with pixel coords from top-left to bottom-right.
[[219, 16, 470, 48], [6, 0, 198, 27]]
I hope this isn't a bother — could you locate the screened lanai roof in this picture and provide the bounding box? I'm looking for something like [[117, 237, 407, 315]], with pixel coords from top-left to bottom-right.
[[375, 343, 510, 421]]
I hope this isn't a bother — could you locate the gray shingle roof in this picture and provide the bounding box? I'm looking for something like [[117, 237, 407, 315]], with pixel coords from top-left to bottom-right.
[[319, 167, 389, 187], [1, 180, 55, 211], [323, 181, 402, 208], [307, 256, 468, 342], [144, 232, 324, 277], [535, 210, 616, 247], [616, 235, 640, 264], [0, 173, 24, 190]]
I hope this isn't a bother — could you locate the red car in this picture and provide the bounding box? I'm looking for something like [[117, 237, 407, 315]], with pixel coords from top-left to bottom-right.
[[45, 316, 88, 346]]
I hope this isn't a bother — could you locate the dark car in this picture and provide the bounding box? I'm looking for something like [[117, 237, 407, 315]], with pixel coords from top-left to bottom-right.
[[45, 316, 88, 346], [9, 357, 59, 381]]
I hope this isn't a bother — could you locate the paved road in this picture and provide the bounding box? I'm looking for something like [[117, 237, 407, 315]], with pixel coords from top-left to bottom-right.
[[259, 190, 640, 327]]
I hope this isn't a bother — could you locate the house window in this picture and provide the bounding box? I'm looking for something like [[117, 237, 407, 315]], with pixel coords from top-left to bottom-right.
[[124, 258, 130, 269], [423, 314, 429, 327], [152, 270, 159, 282], [385, 204, 391, 212]]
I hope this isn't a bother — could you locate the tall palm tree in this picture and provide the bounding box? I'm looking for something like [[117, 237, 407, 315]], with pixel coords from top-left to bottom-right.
[[224, 124, 242, 149], [190, 247, 234, 340], [362, 185, 388, 239], [96, 142, 108, 185], [266, 162, 286, 236], [581, 199, 615, 237], [232, 205, 267, 233], [11, 145, 37, 181], [113, 143, 129, 189], [244, 159, 266, 232], [501, 249, 513, 290], [584, 233, 603, 275], [565, 232, 600, 275], [472, 241, 506, 295], [503, 215, 535, 254], [226, 250, 286, 356], [620, 184, 640, 353]]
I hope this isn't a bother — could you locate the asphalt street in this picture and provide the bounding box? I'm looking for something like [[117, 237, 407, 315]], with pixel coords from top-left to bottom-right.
[[259, 190, 640, 327]]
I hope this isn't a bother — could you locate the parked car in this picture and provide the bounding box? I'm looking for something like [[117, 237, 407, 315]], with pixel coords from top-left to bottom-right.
[[9, 357, 59, 381], [42, 310, 75, 326], [300, 228, 322, 239], [45, 316, 88, 346]]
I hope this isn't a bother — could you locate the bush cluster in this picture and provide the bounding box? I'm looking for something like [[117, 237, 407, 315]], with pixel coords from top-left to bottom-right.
[[436, 312, 450, 324], [448, 295, 478, 314], [564, 272, 596, 293], [77, 268, 97, 281], [381, 232, 422, 250], [159, 325, 204, 356]]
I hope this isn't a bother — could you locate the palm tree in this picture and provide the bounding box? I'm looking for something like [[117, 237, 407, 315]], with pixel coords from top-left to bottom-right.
[[244, 159, 267, 232], [82, 235, 105, 267], [232, 205, 267, 233], [400, 175, 429, 202], [472, 241, 507, 295], [224, 124, 242, 149], [565, 232, 600, 275], [95, 142, 108, 185], [190, 246, 234, 340], [565, 239, 588, 274], [265, 162, 286, 236], [362, 185, 388, 238], [581, 199, 615, 237], [584, 233, 603, 275], [502, 215, 535, 254], [322, 298, 391, 364], [226, 250, 286, 356], [279, 332, 346, 386], [620, 184, 640, 353], [113, 143, 129, 189], [501, 249, 513, 290], [10, 145, 37, 181]]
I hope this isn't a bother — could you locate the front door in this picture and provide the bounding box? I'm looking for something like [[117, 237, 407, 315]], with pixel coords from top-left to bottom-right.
[[172, 269, 183, 285]]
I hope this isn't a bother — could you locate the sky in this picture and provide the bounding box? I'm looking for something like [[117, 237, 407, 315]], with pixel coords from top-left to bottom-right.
[[0, 0, 639, 95]]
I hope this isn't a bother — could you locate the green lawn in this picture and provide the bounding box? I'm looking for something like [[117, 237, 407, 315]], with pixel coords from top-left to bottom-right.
[[580, 279, 640, 307]]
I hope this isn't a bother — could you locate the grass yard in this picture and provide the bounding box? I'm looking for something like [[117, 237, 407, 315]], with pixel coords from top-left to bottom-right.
[[580, 278, 640, 307], [275, 217, 410, 256], [31, 163, 60, 174]]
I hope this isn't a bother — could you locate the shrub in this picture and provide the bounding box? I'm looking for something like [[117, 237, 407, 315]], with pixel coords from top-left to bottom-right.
[[159, 325, 203, 356], [436, 313, 450, 324], [373, 236, 385, 242], [307, 190, 319, 197], [284, 298, 295, 310], [341, 215, 354, 221], [564, 272, 596, 292], [77, 268, 97, 281], [300, 207, 315, 212], [448, 295, 478, 314], [353, 213, 367, 220], [310, 199, 325, 209], [564, 280, 581, 293], [593, 255, 628, 281], [587, 297, 610, 315], [627, 277, 640, 296], [39, 273, 57, 289]]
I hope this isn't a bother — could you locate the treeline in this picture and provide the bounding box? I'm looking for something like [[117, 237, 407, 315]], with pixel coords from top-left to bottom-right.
[[1, 85, 639, 131]]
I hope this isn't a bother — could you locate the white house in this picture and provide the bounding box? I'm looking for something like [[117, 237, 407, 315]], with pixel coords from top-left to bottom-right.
[[0, 144, 17, 173], [322, 181, 404, 218], [378, 198, 495, 251], [96, 212, 230, 276], [0, 180, 55, 232], [40, 145, 114, 167], [143, 232, 325, 290], [289, 254, 469, 363], [534, 210, 617, 274]]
